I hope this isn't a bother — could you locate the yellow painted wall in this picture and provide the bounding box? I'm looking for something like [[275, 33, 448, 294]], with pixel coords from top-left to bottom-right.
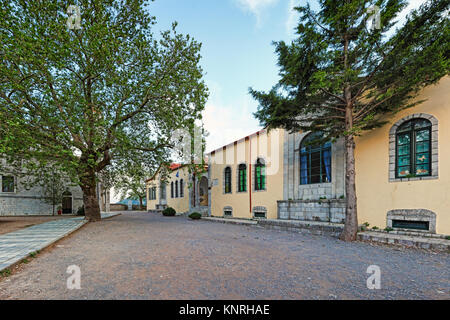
[[146, 166, 190, 214], [355, 77, 450, 234], [209, 128, 284, 219]]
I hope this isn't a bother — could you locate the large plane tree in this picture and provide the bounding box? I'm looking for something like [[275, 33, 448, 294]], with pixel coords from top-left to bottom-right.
[[0, 0, 208, 221], [250, 0, 449, 240]]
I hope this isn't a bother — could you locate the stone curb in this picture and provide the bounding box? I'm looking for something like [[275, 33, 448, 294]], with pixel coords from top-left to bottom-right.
[[358, 231, 450, 252]]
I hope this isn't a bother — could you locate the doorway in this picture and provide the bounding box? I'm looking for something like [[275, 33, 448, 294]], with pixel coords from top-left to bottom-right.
[[62, 191, 73, 214]]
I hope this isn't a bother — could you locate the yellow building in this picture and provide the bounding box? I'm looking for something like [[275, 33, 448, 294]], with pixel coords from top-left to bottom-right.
[[208, 128, 285, 220], [146, 163, 209, 215], [148, 78, 450, 236], [355, 77, 450, 235]]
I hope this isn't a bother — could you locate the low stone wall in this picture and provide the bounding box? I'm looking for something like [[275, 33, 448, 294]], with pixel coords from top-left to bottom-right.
[[277, 199, 346, 224], [110, 203, 127, 211], [258, 219, 344, 237]]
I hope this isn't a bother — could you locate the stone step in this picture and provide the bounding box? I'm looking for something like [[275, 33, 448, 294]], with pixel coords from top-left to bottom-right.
[[358, 231, 450, 252], [203, 217, 257, 225]]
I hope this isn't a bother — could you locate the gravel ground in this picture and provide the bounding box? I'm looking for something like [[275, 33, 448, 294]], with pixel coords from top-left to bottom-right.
[[0, 215, 76, 236], [0, 211, 448, 300]]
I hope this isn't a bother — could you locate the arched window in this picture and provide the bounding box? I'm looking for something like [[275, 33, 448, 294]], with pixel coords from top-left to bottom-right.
[[180, 179, 184, 197], [255, 158, 266, 191], [224, 167, 232, 193], [300, 132, 331, 185], [238, 164, 247, 192], [175, 180, 179, 198], [396, 118, 432, 178], [170, 181, 174, 198]]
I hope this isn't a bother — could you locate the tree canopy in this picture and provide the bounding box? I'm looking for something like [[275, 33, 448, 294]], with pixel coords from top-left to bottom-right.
[[250, 0, 449, 240], [0, 0, 208, 220]]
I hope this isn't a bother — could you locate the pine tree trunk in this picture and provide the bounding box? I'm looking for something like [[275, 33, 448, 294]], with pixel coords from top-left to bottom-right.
[[81, 175, 101, 221], [340, 134, 358, 241]]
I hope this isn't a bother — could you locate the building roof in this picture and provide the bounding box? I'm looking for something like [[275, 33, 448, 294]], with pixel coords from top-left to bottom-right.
[[207, 128, 267, 155]]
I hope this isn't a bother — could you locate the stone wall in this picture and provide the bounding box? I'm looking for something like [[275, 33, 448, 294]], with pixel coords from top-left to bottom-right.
[[0, 174, 83, 216], [277, 199, 346, 224]]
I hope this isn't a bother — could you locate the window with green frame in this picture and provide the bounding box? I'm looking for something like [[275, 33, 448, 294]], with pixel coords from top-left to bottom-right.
[[224, 167, 232, 193], [238, 164, 247, 192], [396, 118, 432, 178], [255, 158, 266, 191]]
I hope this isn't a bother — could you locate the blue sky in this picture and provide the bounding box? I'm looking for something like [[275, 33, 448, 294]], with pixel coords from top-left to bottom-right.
[[147, 0, 424, 153]]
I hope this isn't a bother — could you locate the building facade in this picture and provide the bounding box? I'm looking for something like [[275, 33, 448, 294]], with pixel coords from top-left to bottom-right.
[[0, 173, 83, 216], [146, 164, 209, 215], [0, 165, 111, 216], [146, 78, 449, 236]]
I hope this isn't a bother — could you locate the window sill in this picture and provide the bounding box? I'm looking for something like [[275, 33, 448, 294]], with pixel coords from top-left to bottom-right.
[[390, 175, 438, 182]]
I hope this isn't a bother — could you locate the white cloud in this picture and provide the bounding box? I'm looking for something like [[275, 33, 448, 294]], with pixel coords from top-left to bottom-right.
[[286, 0, 300, 37], [234, 0, 279, 26], [202, 81, 261, 153], [395, 0, 426, 25]]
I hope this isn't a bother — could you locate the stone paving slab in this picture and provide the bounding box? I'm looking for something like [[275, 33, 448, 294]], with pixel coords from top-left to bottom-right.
[[0, 212, 121, 272]]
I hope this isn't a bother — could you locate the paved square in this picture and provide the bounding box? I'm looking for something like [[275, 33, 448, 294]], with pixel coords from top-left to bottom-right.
[[0, 211, 448, 299]]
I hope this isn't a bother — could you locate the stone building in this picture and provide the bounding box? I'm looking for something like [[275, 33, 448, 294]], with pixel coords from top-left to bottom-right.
[[0, 168, 110, 216]]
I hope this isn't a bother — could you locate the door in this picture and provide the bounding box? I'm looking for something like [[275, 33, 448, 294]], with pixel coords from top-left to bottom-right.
[[62, 192, 72, 214]]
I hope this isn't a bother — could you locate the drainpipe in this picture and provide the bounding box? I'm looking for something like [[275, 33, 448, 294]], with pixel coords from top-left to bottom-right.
[[248, 137, 252, 215]]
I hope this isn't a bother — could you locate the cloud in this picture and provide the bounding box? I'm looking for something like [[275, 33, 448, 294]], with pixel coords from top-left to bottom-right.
[[202, 81, 261, 153], [234, 0, 279, 25], [285, 0, 299, 37]]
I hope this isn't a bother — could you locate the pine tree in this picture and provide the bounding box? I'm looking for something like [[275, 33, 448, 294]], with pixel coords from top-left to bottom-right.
[[250, 0, 449, 241]]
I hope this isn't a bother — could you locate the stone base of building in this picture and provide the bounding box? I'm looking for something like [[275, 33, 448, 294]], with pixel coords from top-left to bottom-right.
[[277, 199, 346, 224]]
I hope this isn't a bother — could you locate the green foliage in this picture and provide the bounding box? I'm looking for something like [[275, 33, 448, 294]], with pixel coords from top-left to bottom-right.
[[77, 206, 85, 216], [188, 212, 202, 220], [250, 0, 449, 138], [384, 227, 394, 232], [0, 0, 208, 219], [250, 0, 449, 240], [162, 207, 176, 216], [29, 251, 38, 258], [0, 268, 11, 277]]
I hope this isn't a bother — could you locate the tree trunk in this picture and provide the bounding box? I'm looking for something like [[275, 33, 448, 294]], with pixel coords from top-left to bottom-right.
[[340, 134, 358, 241], [81, 179, 101, 222], [139, 197, 143, 210]]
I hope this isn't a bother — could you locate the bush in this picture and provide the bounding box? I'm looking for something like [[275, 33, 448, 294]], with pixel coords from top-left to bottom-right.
[[189, 212, 202, 220], [77, 206, 85, 216], [162, 207, 176, 216]]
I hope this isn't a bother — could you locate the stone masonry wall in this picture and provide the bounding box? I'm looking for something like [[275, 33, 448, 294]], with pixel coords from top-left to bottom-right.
[[278, 199, 346, 224]]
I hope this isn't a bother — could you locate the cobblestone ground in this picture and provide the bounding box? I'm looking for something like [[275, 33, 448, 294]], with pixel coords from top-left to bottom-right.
[[0, 211, 448, 300]]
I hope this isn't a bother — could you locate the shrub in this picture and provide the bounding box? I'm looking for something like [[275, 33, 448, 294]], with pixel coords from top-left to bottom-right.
[[77, 206, 85, 216], [189, 212, 202, 220], [162, 207, 176, 216]]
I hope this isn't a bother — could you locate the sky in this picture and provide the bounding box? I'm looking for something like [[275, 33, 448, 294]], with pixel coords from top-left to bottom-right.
[[146, 0, 426, 154]]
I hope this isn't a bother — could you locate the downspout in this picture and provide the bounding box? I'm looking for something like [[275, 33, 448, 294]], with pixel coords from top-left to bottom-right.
[[248, 137, 252, 216]]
